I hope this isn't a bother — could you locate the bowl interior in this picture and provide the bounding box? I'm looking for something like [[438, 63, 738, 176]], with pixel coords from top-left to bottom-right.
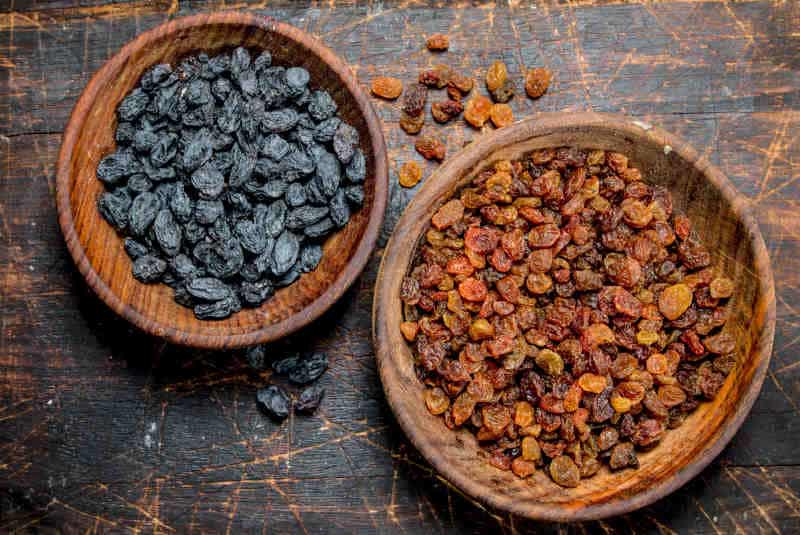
[[374, 115, 774, 521], [62, 17, 382, 347]]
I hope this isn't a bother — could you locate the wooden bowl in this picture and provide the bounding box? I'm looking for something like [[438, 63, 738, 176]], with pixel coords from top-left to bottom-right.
[[373, 113, 775, 521], [56, 12, 388, 349]]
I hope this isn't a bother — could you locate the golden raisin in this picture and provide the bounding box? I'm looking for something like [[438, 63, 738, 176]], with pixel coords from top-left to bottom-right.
[[398, 161, 423, 188], [526, 272, 553, 295], [451, 391, 476, 425], [464, 96, 493, 127], [636, 330, 659, 346], [426, 33, 449, 51], [535, 349, 564, 375], [710, 277, 734, 299], [468, 318, 494, 340], [646, 353, 669, 375], [514, 401, 534, 427], [521, 436, 542, 462], [525, 67, 552, 98], [459, 277, 488, 303], [370, 77, 403, 99], [659, 283, 693, 320], [431, 199, 464, 230], [511, 457, 537, 478], [578, 373, 608, 394], [485, 61, 508, 92], [489, 103, 514, 128], [658, 384, 687, 408], [425, 387, 450, 415], [399, 111, 424, 134], [399, 321, 419, 342]]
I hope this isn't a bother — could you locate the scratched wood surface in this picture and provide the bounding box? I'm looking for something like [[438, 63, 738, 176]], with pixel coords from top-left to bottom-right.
[[1, 1, 799, 533]]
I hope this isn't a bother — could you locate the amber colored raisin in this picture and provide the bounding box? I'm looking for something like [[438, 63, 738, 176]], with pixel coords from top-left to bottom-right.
[[416, 135, 446, 161], [526, 272, 553, 295], [399, 111, 424, 134], [448, 72, 474, 95], [485, 61, 508, 92], [496, 276, 521, 304], [431, 200, 463, 231], [563, 384, 582, 412], [464, 96, 493, 128], [606, 152, 629, 173], [609, 442, 638, 470], [659, 283, 693, 320], [673, 214, 692, 240], [511, 457, 537, 478], [400, 321, 419, 342], [525, 67, 552, 99], [515, 401, 535, 427], [528, 249, 553, 272], [614, 288, 643, 318], [399, 161, 423, 188], [658, 384, 687, 407], [370, 77, 403, 99], [646, 353, 669, 375], [528, 223, 561, 248], [489, 103, 514, 128], [582, 323, 615, 348], [426, 33, 449, 51], [419, 64, 452, 89], [451, 391, 476, 425], [703, 331, 736, 354], [549, 456, 580, 487], [459, 277, 488, 303], [709, 277, 734, 299], [465, 226, 499, 254], [577, 373, 607, 394], [431, 99, 464, 123], [425, 387, 450, 415]]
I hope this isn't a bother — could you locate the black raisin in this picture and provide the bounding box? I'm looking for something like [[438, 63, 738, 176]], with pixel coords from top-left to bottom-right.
[[132, 255, 167, 283], [256, 385, 291, 420], [295, 384, 325, 414], [288, 352, 328, 385]]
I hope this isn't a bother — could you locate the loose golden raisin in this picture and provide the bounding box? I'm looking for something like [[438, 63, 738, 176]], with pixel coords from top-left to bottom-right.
[[489, 103, 514, 128], [468, 318, 494, 340], [521, 436, 541, 462], [459, 277, 488, 302], [524, 67, 552, 98], [526, 272, 553, 295], [511, 457, 537, 478], [485, 60, 508, 92], [657, 384, 687, 408], [415, 135, 447, 161], [464, 96, 493, 127], [646, 353, 669, 375], [370, 77, 403, 99], [398, 161, 423, 188], [426, 33, 449, 51], [431, 99, 464, 123]]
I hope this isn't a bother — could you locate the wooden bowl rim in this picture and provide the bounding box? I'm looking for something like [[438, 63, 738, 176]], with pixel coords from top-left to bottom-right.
[[55, 11, 388, 349], [372, 112, 775, 521]]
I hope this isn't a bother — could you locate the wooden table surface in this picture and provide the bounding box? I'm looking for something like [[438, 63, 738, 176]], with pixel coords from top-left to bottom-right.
[[1, 1, 799, 533]]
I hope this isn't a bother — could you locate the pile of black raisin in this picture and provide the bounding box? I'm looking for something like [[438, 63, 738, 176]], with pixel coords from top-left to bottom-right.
[[248, 345, 328, 420], [96, 47, 366, 320]]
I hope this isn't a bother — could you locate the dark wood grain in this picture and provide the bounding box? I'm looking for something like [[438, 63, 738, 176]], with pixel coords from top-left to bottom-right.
[[2, 0, 799, 533], [374, 113, 775, 521]]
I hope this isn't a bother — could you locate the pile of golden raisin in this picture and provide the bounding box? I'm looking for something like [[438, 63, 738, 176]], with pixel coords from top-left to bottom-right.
[[370, 34, 552, 188], [399, 147, 737, 487]]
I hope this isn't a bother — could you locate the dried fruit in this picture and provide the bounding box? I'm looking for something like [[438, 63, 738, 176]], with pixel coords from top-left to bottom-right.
[[549, 456, 580, 487], [399, 111, 425, 134], [425, 387, 451, 415], [402, 83, 428, 117], [256, 385, 291, 420], [431, 100, 464, 123], [371, 77, 403, 99], [464, 96, 493, 128], [659, 283, 693, 320], [402, 146, 738, 486], [399, 161, 423, 188], [426, 34, 449, 51], [98, 47, 364, 320], [419, 64, 452, 89], [525, 67, 552, 98], [415, 136, 447, 161], [295, 384, 325, 414], [489, 103, 514, 128]]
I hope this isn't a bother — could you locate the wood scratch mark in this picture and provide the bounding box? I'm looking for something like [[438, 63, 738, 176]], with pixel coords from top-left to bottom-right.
[[724, 466, 782, 534], [692, 496, 724, 535], [768, 370, 800, 417]]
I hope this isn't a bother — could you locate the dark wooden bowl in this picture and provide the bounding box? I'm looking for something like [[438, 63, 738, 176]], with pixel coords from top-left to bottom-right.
[[373, 113, 775, 521], [56, 12, 388, 349]]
